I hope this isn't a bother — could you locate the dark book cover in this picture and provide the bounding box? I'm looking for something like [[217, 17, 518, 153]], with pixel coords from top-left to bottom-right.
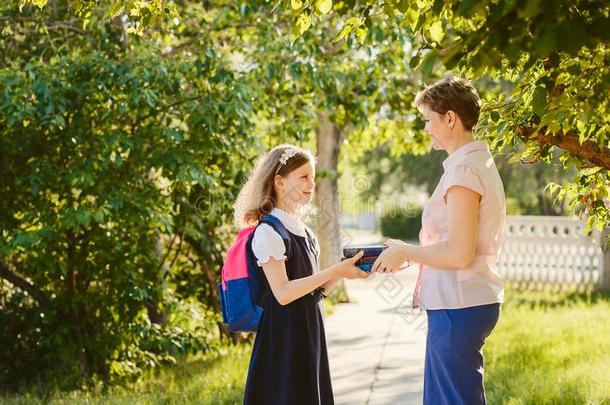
[[340, 255, 378, 264], [342, 245, 387, 258]]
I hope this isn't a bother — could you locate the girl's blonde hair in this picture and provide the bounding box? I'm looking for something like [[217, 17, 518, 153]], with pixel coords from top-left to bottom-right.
[[233, 144, 316, 228]]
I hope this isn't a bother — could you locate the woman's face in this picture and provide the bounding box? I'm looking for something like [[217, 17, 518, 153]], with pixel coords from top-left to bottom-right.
[[276, 161, 316, 207], [420, 104, 450, 151]]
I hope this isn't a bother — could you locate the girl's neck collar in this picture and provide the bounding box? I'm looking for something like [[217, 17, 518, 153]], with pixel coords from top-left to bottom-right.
[[271, 206, 299, 219], [275, 200, 297, 215], [270, 207, 307, 237]]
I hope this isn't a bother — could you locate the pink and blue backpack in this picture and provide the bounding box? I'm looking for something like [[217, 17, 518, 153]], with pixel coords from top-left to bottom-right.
[[217, 215, 291, 332]]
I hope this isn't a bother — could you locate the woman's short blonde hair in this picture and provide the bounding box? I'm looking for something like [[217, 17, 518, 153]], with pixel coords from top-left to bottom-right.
[[415, 75, 481, 131], [233, 144, 316, 228]]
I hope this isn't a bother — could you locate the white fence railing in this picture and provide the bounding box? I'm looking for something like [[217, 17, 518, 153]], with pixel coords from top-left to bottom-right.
[[495, 216, 609, 289]]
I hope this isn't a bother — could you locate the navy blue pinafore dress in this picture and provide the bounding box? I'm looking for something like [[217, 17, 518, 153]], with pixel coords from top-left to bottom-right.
[[243, 227, 333, 405]]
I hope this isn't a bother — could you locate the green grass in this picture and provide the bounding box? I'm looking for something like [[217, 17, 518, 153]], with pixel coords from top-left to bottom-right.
[[0, 298, 340, 405], [0, 345, 251, 405], [485, 287, 610, 405], [323, 285, 349, 316], [3, 288, 609, 404]]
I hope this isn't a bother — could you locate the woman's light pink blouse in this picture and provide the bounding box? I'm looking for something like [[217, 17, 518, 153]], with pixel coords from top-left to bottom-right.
[[413, 140, 506, 310]]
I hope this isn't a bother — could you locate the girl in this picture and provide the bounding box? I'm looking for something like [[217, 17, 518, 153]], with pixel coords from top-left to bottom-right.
[[372, 76, 506, 404], [234, 144, 370, 405]]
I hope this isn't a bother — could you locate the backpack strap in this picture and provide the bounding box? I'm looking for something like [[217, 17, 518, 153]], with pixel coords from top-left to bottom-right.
[[304, 226, 318, 257], [259, 214, 292, 259], [249, 214, 291, 308]]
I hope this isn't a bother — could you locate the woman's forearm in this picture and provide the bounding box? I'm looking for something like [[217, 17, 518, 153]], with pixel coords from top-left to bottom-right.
[[403, 241, 474, 270]]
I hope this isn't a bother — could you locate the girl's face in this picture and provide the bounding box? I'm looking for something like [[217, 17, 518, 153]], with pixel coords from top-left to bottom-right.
[[276, 161, 316, 207], [420, 103, 451, 151]]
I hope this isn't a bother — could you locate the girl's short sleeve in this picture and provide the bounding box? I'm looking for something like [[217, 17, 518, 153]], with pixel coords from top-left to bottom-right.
[[251, 224, 287, 266], [442, 163, 485, 202]]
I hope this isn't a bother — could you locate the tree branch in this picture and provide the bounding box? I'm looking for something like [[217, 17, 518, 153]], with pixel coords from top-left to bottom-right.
[[516, 126, 610, 171], [168, 231, 184, 271], [154, 233, 177, 279], [0, 260, 51, 307]]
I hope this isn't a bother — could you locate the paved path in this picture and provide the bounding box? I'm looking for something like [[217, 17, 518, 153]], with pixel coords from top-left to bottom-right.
[[325, 230, 427, 405]]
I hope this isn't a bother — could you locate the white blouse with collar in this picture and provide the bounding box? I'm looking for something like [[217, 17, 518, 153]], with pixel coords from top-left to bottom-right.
[[414, 140, 506, 310], [251, 207, 319, 272]]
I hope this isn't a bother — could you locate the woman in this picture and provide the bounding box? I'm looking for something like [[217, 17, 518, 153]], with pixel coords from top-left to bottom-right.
[[372, 76, 506, 404]]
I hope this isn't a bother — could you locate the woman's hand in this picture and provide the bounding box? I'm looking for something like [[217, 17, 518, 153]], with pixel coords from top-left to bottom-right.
[[372, 239, 411, 274], [335, 251, 372, 280]]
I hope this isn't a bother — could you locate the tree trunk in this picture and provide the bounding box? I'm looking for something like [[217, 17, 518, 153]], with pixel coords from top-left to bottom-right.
[[112, 15, 129, 52], [534, 167, 553, 215], [315, 118, 349, 301], [66, 230, 91, 377], [147, 233, 168, 326]]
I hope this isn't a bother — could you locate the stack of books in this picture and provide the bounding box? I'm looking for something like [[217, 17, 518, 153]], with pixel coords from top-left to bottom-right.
[[341, 245, 387, 272]]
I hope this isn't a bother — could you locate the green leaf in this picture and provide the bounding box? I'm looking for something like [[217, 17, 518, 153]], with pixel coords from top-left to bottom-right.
[[397, 0, 409, 13], [584, 214, 595, 235], [497, 121, 507, 134], [531, 85, 547, 116], [76, 208, 93, 228], [59, 262, 68, 276], [290, 11, 311, 43], [355, 25, 368, 44], [429, 20, 444, 43], [52, 114, 65, 128], [93, 210, 105, 223], [409, 53, 421, 69], [401, 7, 419, 31], [544, 182, 559, 197], [106, 1, 124, 18], [420, 52, 437, 79], [334, 17, 358, 43], [578, 129, 588, 145], [432, 0, 444, 14], [315, 0, 332, 15], [567, 64, 581, 76]]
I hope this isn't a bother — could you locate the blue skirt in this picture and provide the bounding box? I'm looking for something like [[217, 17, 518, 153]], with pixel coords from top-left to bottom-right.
[[424, 303, 500, 405]]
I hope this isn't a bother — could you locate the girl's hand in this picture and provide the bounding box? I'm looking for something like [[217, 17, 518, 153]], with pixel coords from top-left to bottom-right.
[[372, 239, 411, 274], [336, 251, 372, 280]]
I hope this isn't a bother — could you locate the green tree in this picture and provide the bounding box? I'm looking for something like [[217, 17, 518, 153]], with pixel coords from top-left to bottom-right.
[[6, 0, 608, 390], [21, 0, 607, 272], [163, 3, 429, 296], [233, 11, 432, 297], [2, 0, 422, 387], [279, 0, 610, 233], [0, 1, 260, 388]]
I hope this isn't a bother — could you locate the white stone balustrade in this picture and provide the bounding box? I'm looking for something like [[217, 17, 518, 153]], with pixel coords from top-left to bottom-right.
[[495, 216, 609, 289]]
